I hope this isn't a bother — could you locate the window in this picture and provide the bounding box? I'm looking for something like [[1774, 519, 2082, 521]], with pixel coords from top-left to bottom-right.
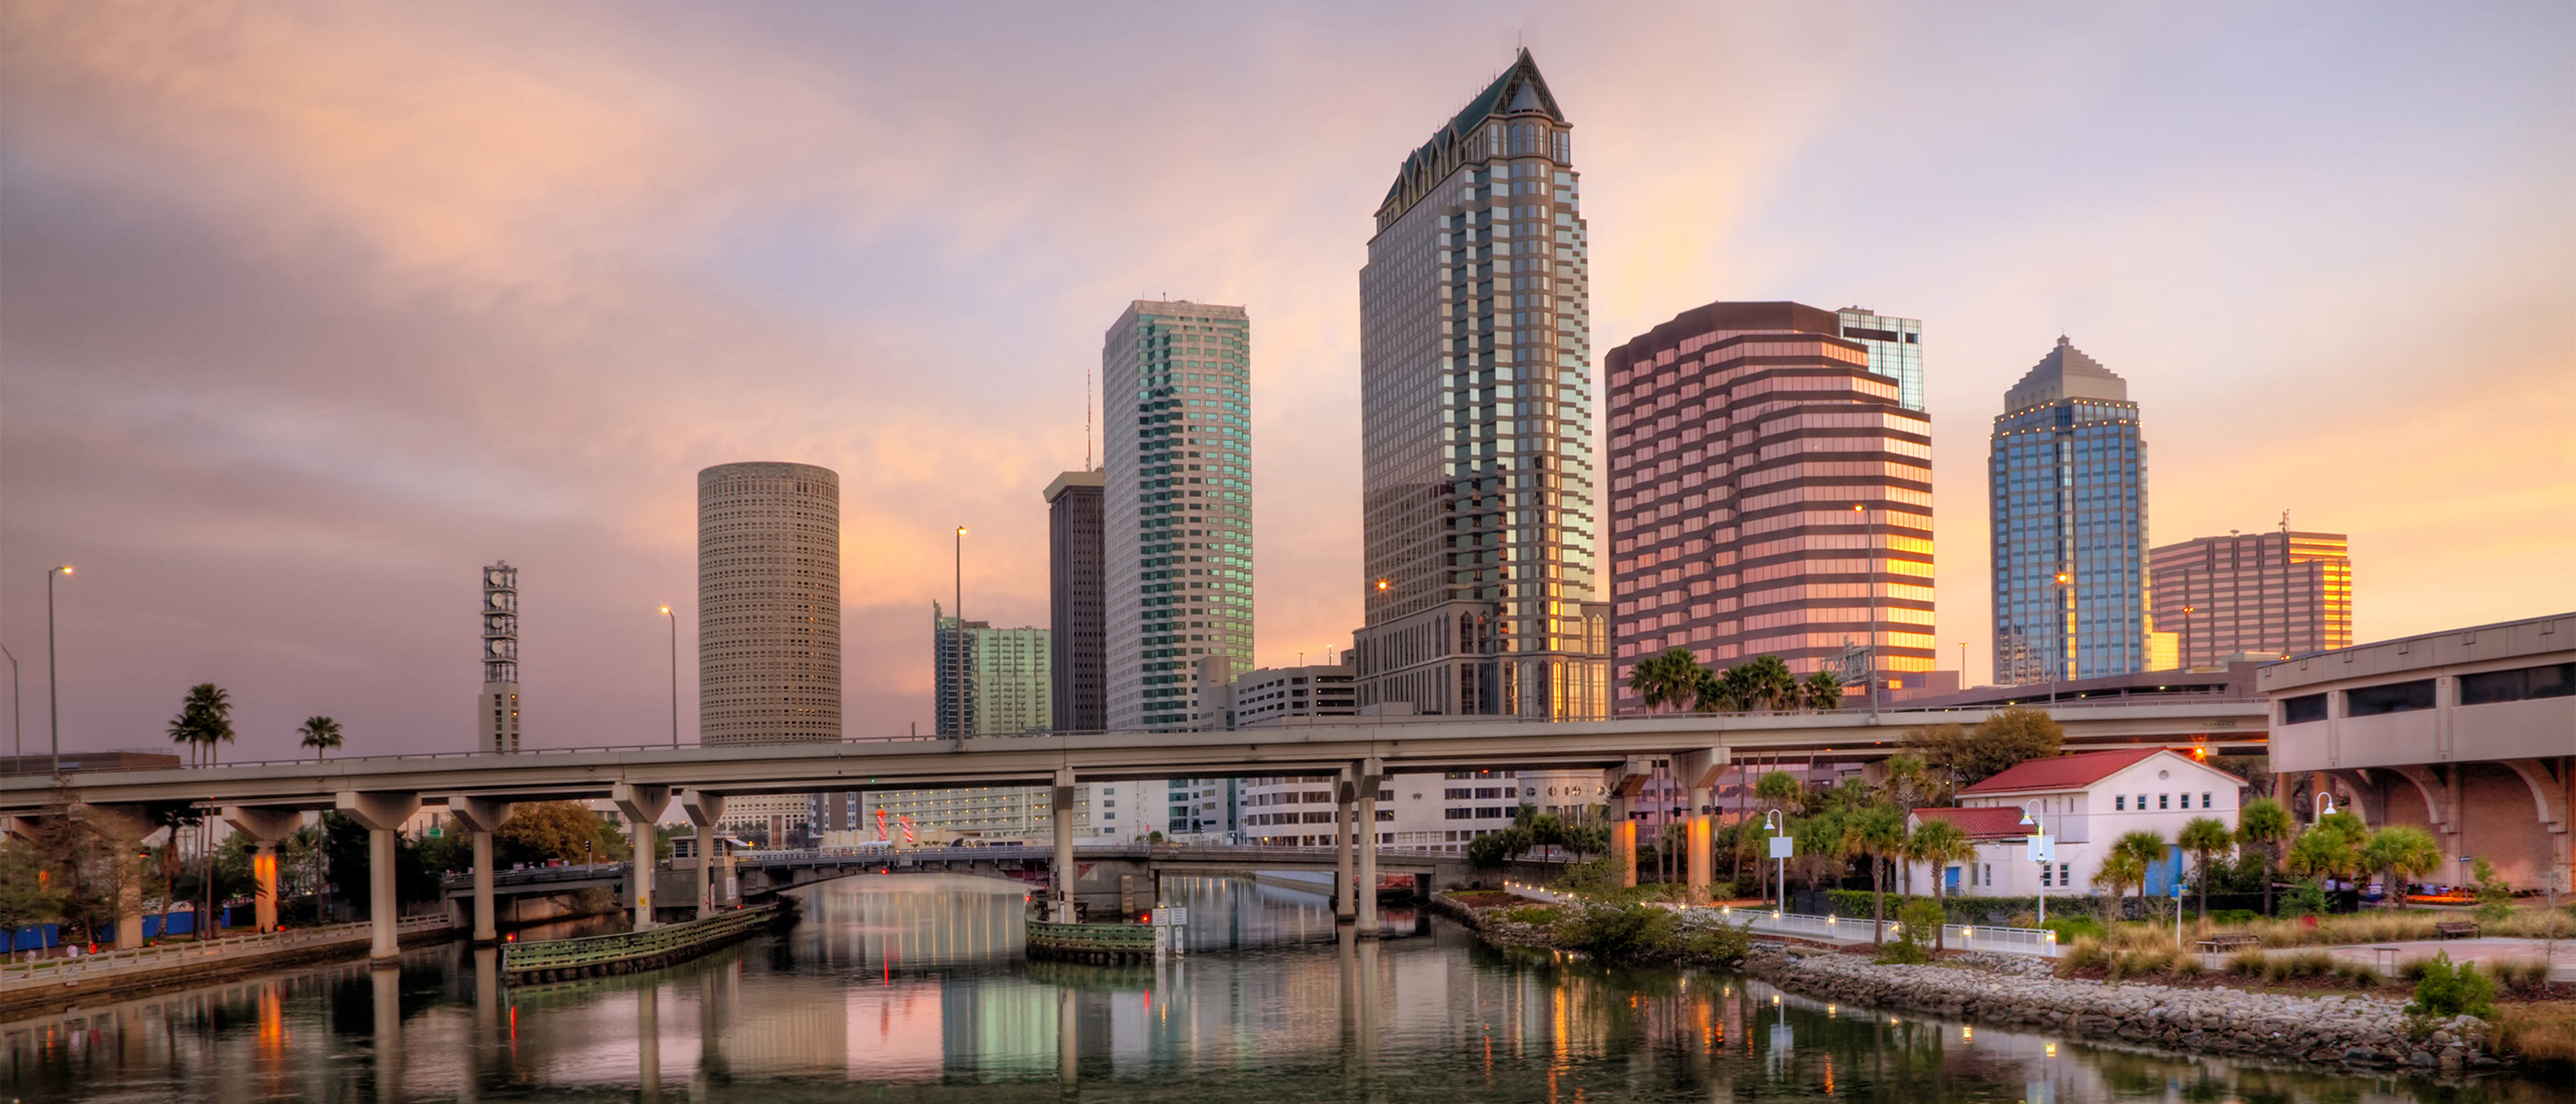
[[2202, 792, 2214, 809], [2283, 693, 2328, 724], [2158, 794, 2168, 810], [1983, 864, 1992, 886], [2059, 862, 2070, 886], [2115, 796, 2126, 811], [2041, 865, 2052, 888], [2460, 662, 2576, 705], [2346, 679, 2436, 717]]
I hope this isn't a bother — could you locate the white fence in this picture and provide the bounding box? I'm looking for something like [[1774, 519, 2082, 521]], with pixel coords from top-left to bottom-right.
[[1684, 905, 2061, 958], [0, 914, 452, 994]]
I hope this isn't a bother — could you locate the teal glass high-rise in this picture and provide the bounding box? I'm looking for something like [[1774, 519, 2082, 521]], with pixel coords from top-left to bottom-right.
[[1990, 338, 2150, 684]]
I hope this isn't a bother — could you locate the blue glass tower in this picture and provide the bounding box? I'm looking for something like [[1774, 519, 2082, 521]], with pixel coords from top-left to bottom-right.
[[1990, 338, 2148, 684]]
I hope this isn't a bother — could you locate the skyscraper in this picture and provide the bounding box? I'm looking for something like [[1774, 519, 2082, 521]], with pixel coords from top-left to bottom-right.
[[2150, 528, 2353, 668], [931, 605, 1052, 736], [1100, 301, 1253, 730], [1605, 302, 1935, 708], [697, 462, 842, 743], [478, 562, 521, 753], [1352, 50, 1609, 719], [1990, 339, 2149, 684], [1045, 469, 1106, 731], [1835, 307, 1926, 413]]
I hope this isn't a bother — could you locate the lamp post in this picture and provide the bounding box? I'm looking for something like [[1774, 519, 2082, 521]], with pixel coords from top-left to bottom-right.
[[2179, 604, 2196, 673], [2023, 799, 2050, 929], [46, 565, 72, 777], [953, 526, 968, 736], [660, 605, 678, 748], [2, 644, 17, 768], [2051, 569, 2072, 707]]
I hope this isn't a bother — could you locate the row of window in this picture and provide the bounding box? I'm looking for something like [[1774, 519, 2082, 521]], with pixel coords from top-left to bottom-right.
[[2112, 792, 2215, 811], [2282, 661, 2573, 722]]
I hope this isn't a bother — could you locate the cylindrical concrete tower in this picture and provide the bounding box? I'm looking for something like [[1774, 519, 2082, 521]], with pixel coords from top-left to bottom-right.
[[697, 462, 842, 745]]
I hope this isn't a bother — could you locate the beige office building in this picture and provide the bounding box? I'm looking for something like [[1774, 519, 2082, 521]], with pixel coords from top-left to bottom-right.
[[2150, 529, 2352, 669], [698, 462, 842, 744]]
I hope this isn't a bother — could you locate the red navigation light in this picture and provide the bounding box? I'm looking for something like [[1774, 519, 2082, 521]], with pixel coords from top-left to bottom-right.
[[1138, 912, 1150, 924]]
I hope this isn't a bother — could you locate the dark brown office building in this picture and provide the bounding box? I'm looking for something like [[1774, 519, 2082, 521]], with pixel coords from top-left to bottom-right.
[[2150, 529, 2352, 668], [1046, 470, 1107, 730]]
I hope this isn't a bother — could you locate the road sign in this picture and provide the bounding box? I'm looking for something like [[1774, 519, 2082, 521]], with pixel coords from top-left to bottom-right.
[[2028, 834, 2053, 862], [1769, 835, 1794, 859]]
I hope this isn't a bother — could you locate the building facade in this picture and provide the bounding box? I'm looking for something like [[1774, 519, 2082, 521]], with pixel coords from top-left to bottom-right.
[[1226, 662, 1360, 728], [1835, 307, 1925, 413], [1352, 49, 1609, 720], [1045, 469, 1107, 731], [1100, 301, 1254, 730], [1238, 768, 1604, 852], [478, 561, 522, 753], [858, 780, 1143, 844], [2150, 529, 2353, 668], [1604, 302, 1936, 708], [932, 607, 1052, 736], [1990, 339, 2151, 684], [698, 462, 842, 744], [1920, 747, 2247, 901]]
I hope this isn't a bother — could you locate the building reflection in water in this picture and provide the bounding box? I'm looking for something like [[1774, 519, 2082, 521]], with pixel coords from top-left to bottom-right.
[[1, 871, 2547, 1104]]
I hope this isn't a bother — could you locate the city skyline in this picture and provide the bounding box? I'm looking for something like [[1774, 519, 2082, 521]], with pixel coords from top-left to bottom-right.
[[3, 4, 2570, 758]]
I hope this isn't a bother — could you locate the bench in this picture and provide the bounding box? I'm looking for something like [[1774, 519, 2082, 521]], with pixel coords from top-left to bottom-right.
[[2434, 920, 2479, 939], [2195, 933, 2262, 953]]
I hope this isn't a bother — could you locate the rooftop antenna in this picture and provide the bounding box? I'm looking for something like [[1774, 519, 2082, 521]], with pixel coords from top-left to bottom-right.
[[1085, 364, 1093, 471]]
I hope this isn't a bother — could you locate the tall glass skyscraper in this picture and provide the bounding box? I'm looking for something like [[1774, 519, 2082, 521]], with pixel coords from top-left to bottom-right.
[[1352, 50, 1609, 719], [1990, 338, 2149, 684], [1101, 301, 1253, 730], [1836, 308, 1925, 412]]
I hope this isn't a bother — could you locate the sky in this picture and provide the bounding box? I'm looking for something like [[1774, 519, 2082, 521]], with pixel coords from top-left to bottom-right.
[[2, 1, 2570, 763]]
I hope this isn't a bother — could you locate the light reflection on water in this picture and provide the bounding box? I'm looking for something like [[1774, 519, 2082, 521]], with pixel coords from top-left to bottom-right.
[[1, 872, 2547, 1101]]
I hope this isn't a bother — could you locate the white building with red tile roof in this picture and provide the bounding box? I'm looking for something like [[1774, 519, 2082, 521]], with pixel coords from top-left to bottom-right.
[[1903, 747, 2247, 902]]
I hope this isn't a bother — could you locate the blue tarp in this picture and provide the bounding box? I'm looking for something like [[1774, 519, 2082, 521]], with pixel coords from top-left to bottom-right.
[[7, 924, 59, 951]]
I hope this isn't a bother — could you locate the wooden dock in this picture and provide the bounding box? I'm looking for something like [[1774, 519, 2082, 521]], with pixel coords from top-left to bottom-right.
[[1026, 919, 1161, 963], [501, 904, 780, 984]]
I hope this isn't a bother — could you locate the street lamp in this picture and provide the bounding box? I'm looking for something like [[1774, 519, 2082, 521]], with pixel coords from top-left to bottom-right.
[[2051, 569, 2072, 707], [953, 526, 968, 737], [46, 565, 72, 777], [2179, 604, 2196, 673], [1, 644, 17, 769], [660, 605, 678, 748]]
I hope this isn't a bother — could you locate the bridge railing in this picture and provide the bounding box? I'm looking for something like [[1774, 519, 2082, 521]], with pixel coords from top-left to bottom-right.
[[26, 696, 2266, 774], [1684, 905, 2059, 958], [0, 914, 454, 992], [440, 862, 633, 892]]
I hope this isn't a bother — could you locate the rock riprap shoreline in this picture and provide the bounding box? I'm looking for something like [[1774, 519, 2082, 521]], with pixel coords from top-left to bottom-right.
[[1742, 946, 2495, 1072]]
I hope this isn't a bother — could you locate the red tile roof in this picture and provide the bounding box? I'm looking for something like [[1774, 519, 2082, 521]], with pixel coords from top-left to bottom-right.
[[1910, 806, 2033, 839], [1958, 747, 2165, 795]]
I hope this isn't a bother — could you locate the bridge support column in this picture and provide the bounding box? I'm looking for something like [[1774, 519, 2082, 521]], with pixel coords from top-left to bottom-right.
[[1333, 765, 1355, 924], [613, 784, 671, 931], [444, 796, 514, 944], [682, 790, 726, 919], [1356, 757, 1383, 937], [222, 806, 302, 933], [1051, 769, 1075, 922], [337, 791, 421, 961], [77, 805, 156, 949], [1674, 747, 1728, 903], [1604, 760, 1651, 891]]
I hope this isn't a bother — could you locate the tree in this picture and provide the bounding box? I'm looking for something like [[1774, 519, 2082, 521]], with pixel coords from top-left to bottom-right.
[[2090, 846, 2145, 923], [1738, 656, 1801, 711], [166, 683, 237, 767], [1901, 708, 2064, 789], [1903, 818, 1978, 950], [297, 717, 344, 764], [2287, 811, 2368, 891], [1627, 648, 1704, 713], [2109, 829, 2168, 922], [495, 801, 629, 868], [2361, 825, 2442, 911], [2236, 797, 2293, 916], [1801, 670, 1845, 711], [1841, 802, 1908, 945], [2177, 816, 2234, 919], [0, 839, 61, 952]]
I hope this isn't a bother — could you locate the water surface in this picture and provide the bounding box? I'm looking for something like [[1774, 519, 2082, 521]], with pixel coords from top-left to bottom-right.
[[4, 872, 2546, 1101]]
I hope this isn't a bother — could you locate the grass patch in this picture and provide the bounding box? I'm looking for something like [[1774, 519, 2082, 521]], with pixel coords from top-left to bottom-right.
[[2490, 1002, 2576, 1070], [1498, 905, 1560, 926], [2057, 936, 2107, 976]]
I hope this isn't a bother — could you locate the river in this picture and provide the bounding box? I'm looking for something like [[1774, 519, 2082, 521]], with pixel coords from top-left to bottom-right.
[[3, 873, 2549, 1101]]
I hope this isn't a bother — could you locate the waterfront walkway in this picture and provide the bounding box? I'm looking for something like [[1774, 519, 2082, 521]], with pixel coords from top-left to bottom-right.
[[2282, 937, 2576, 983], [0, 914, 452, 1008]]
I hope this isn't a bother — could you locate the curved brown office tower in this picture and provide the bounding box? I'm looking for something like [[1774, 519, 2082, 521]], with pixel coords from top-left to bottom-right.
[[1352, 50, 1609, 719], [697, 462, 842, 745]]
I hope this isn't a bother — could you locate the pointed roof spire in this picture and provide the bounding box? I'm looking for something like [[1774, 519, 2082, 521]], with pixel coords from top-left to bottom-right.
[[1378, 51, 1570, 220], [2005, 335, 2129, 411]]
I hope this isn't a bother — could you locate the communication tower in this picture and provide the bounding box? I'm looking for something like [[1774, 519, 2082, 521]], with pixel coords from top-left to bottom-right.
[[481, 562, 521, 753]]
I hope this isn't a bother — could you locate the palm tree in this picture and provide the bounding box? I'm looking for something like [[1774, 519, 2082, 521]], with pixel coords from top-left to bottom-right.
[[297, 717, 343, 765], [167, 684, 236, 767], [2090, 847, 2146, 924], [1690, 664, 1741, 713], [1801, 670, 1845, 711], [1904, 817, 1978, 951], [2237, 798, 2293, 916], [2177, 816, 2234, 920], [2361, 825, 2443, 910], [2110, 829, 2169, 923], [1739, 655, 1800, 710], [1842, 802, 1909, 945], [1627, 648, 1703, 713]]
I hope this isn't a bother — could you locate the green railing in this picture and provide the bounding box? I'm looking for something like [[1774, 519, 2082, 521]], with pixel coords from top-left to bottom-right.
[[502, 904, 776, 975], [1026, 920, 1158, 955]]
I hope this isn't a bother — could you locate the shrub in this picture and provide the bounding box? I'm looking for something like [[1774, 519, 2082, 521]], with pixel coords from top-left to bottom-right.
[[2109, 947, 2172, 982], [2210, 909, 2262, 925], [2058, 937, 2107, 974], [2406, 951, 2496, 1019], [1684, 919, 1753, 963], [2225, 949, 2268, 976], [2042, 916, 2106, 944], [2286, 950, 2335, 978], [2398, 957, 2434, 983], [2280, 880, 2329, 919], [2167, 953, 2205, 979], [1877, 899, 1941, 965], [1553, 903, 1679, 963], [2495, 960, 2551, 992]]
